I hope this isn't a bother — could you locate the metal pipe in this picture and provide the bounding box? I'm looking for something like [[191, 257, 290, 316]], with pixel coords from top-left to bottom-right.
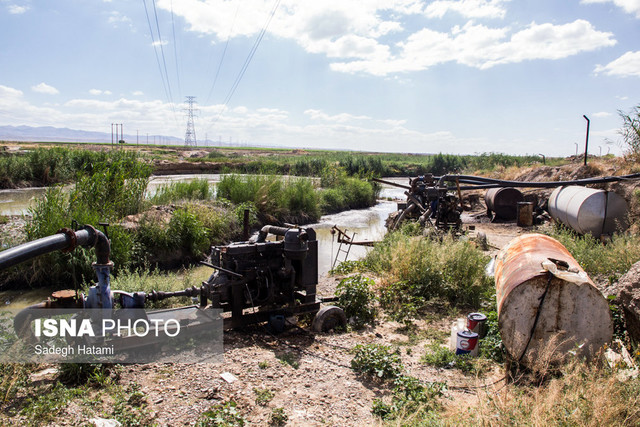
[[0, 226, 110, 271], [583, 115, 590, 166], [438, 172, 640, 189], [255, 225, 290, 243], [371, 178, 411, 190]]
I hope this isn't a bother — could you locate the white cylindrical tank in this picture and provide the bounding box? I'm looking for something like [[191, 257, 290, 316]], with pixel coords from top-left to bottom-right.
[[548, 186, 629, 237]]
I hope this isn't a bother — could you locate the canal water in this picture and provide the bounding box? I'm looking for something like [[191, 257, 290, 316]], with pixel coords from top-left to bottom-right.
[[0, 176, 407, 307]]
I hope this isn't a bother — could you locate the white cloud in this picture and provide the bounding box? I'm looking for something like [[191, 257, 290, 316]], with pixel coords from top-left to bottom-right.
[[31, 82, 60, 95], [304, 109, 371, 122], [107, 11, 132, 26], [159, 2, 615, 76], [89, 89, 113, 96], [594, 51, 640, 77], [592, 111, 613, 117], [333, 20, 616, 75], [7, 4, 29, 14], [424, 0, 510, 19], [151, 40, 169, 47], [581, 0, 640, 18], [132, 91, 144, 96]]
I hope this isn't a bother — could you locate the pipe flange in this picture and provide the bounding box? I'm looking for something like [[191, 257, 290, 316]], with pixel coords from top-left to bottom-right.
[[57, 228, 77, 253]]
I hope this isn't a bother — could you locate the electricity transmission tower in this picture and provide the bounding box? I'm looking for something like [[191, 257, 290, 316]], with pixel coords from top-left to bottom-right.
[[184, 96, 198, 147]]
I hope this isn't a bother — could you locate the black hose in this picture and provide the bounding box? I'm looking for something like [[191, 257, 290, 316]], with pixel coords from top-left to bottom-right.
[[438, 172, 640, 189], [0, 226, 110, 271]]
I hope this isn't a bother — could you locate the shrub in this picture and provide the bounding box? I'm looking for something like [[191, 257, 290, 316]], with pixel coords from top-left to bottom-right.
[[197, 401, 245, 427], [372, 375, 445, 421], [151, 178, 213, 204], [335, 274, 377, 328], [364, 232, 492, 314], [351, 344, 403, 380], [546, 227, 640, 278]]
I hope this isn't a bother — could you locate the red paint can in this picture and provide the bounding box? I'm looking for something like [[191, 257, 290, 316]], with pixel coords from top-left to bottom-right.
[[467, 312, 487, 338]]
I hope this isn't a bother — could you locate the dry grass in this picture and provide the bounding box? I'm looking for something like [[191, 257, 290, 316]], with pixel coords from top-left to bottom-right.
[[436, 359, 640, 426]]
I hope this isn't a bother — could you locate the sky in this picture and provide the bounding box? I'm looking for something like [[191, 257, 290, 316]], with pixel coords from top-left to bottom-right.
[[0, 0, 639, 156]]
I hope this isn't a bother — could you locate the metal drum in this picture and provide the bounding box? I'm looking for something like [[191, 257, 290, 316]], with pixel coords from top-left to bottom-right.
[[548, 186, 628, 238], [495, 234, 612, 366], [485, 187, 524, 220]]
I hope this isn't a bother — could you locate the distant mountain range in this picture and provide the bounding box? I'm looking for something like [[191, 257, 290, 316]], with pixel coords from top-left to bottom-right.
[[0, 125, 184, 145]]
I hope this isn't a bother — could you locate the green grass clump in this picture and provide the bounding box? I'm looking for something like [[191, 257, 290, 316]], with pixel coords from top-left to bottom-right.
[[335, 274, 377, 329], [546, 227, 640, 279], [351, 344, 403, 380], [151, 178, 213, 204], [197, 401, 245, 427], [364, 231, 492, 319], [217, 174, 321, 224]]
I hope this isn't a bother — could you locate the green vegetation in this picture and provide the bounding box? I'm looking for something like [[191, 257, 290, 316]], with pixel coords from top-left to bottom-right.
[[151, 178, 214, 204], [197, 401, 246, 427], [420, 342, 477, 373], [269, 407, 288, 426], [350, 343, 446, 422], [546, 226, 640, 279], [351, 344, 403, 380], [0, 147, 122, 189], [618, 103, 640, 159], [371, 375, 445, 422], [253, 387, 275, 406], [335, 274, 377, 329], [357, 227, 493, 323], [217, 174, 321, 224], [188, 149, 562, 177]]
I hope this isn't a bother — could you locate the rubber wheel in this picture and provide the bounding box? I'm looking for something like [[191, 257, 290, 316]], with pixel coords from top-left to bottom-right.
[[311, 306, 347, 333]]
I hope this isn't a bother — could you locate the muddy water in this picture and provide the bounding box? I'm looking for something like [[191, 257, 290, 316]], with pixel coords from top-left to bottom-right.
[[0, 177, 407, 307]]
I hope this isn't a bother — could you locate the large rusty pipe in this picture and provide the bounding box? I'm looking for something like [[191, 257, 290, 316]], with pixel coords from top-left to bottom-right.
[[495, 234, 612, 365]]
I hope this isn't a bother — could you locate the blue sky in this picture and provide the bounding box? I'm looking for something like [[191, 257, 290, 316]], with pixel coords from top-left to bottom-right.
[[0, 0, 639, 156]]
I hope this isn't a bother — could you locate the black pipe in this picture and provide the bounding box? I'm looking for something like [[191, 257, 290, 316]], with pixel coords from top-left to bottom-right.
[[437, 172, 640, 189], [255, 225, 291, 243], [0, 226, 110, 271]]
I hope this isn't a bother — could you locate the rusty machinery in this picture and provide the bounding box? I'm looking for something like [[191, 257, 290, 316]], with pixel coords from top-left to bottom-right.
[[0, 224, 346, 347], [375, 172, 640, 232]]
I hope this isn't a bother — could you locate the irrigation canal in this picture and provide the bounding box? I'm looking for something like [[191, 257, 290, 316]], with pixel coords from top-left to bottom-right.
[[0, 176, 407, 307]]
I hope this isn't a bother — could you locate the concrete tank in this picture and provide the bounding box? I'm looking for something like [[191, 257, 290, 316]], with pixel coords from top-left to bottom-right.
[[485, 187, 524, 220], [548, 186, 629, 238], [495, 234, 612, 366]]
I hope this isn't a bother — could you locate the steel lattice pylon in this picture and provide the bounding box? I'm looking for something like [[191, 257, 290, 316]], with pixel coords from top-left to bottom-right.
[[184, 96, 198, 147]]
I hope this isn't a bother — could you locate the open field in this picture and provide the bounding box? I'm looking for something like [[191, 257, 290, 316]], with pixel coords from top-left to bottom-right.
[[1, 143, 640, 425]]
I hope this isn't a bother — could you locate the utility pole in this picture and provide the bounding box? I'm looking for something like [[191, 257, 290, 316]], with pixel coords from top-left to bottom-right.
[[583, 115, 590, 166], [184, 96, 198, 147]]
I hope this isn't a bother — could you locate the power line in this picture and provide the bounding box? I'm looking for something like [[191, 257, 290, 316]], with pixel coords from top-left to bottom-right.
[[142, 0, 180, 128], [151, 0, 175, 104], [204, 2, 241, 105], [205, 0, 281, 134], [170, 0, 182, 99]]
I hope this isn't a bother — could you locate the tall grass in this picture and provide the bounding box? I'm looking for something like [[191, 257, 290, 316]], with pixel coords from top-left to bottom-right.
[[150, 179, 213, 205], [0, 147, 117, 188], [216, 175, 321, 224], [438, 360, 640, 426], [6, 152, 153, 286], [361, 227, 492, 319], [546, 226, 640, 279], [134, 202, 240, 268]]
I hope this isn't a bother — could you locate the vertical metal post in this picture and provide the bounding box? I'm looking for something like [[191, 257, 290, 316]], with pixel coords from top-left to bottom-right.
[[583, 115, 590, 166], [111, 123, 114, 145], [243, 209, 250, 241]]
